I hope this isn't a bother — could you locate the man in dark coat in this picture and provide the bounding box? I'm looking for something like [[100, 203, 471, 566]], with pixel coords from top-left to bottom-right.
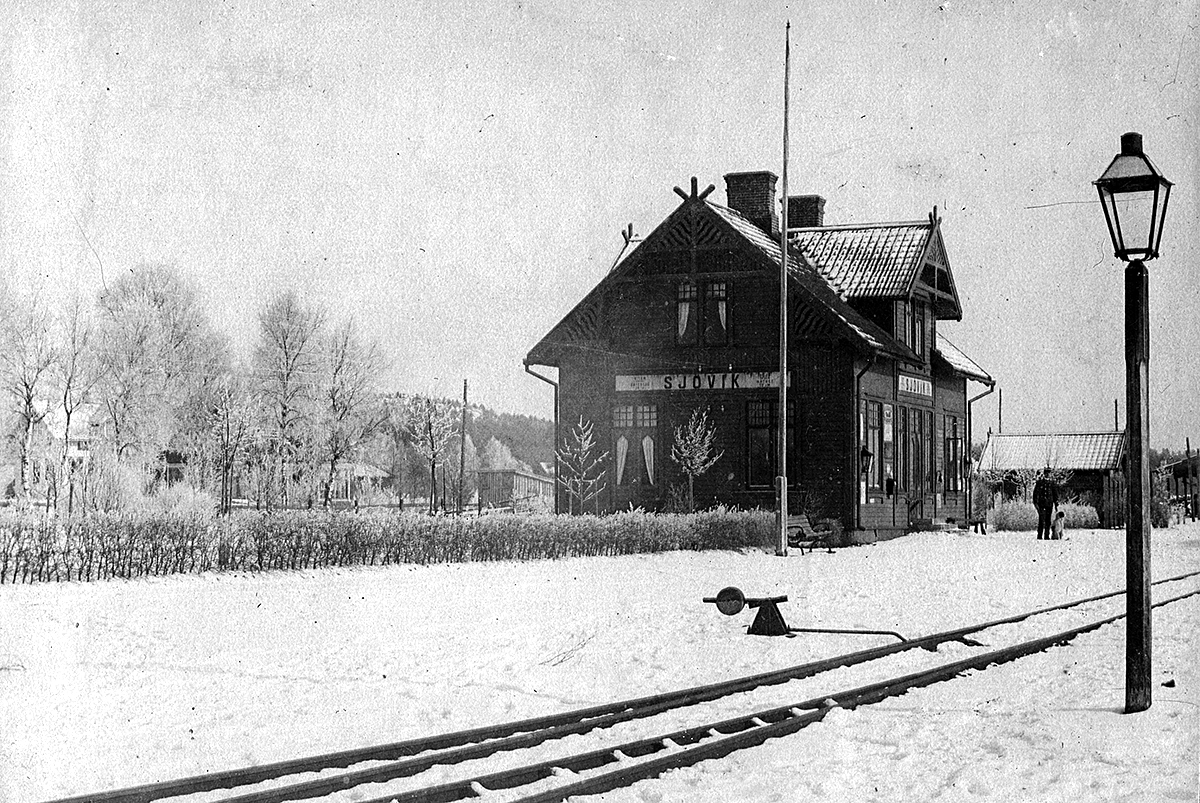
[[1032, 468, 1058, 540]]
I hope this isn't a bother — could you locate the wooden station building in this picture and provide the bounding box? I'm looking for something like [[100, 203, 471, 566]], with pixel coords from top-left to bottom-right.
[[526, 171, 993, 540]]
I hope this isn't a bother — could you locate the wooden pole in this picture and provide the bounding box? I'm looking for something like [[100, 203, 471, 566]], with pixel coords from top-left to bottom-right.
[[459, 379, 468, 514], [998, 388, 1003, 434], [775, 20, 791, 557], [1114, 398, 1119, 431], [1124, 258, 1151, 714]]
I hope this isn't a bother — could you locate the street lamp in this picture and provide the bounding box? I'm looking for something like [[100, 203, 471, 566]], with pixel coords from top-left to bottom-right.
[[1094, 131, 1172, 714]]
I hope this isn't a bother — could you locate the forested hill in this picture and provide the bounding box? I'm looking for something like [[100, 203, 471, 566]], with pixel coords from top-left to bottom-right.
[[469, 406, 554, 473]]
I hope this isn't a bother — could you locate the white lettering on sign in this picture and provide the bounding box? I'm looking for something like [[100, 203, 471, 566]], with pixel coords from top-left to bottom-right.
[[615, 372, 787, 392], [898, 374, 933, 397]]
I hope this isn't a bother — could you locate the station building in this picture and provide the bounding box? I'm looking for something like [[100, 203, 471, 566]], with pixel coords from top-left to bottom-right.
[[526, 171, 993, 540]]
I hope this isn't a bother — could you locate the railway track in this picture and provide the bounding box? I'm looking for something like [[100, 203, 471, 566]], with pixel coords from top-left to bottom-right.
[[47, 570, 1200, 803]]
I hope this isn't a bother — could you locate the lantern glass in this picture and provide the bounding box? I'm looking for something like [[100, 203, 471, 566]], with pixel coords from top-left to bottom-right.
[[1094, 133, 1173, 261]]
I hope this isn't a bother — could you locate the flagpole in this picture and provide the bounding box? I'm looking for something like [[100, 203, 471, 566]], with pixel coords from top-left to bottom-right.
[[776, 20, 791, 557]]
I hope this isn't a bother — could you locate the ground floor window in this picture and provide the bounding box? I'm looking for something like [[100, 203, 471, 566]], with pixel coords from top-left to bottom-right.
[[746, 399, 796, 488], [614, 404, 658, 485], [896, 405, 909, 493], [943, 414, 963, 492], [862, 399, 883, 491]]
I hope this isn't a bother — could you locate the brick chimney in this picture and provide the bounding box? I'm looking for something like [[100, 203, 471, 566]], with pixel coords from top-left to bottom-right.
[[787, 195, 826, 228], [723, 171, 779, 236]]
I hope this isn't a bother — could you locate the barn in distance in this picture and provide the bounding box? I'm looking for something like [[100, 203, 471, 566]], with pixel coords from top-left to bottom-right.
[[526, 171, 993, 541]]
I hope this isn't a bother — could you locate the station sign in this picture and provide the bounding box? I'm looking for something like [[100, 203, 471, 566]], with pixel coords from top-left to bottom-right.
[[898, 373, 933, 398], [615, 371, 787, 392]]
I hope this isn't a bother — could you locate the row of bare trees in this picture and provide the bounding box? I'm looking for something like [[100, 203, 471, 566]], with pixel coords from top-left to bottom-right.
[[0, 267, 484, 516]]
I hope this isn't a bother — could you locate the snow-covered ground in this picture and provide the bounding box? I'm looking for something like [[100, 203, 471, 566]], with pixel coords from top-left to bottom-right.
[[2, 523, 1198, 803]]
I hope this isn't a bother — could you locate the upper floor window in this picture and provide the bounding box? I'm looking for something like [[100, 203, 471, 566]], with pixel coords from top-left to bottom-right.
[[677, 281, 729, 346], [906, 301, 926, 360]]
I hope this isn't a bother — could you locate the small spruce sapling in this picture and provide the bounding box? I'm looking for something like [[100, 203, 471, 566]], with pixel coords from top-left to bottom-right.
[[556, 417, 608, 515]]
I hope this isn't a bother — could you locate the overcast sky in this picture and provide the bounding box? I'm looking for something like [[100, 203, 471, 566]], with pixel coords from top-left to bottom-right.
[[1, 0, 1197, 447]]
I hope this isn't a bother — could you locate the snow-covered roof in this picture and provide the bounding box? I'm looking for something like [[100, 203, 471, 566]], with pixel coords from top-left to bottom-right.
[[933, 332, 993, 385], [979, 432, 1126, 472], [789, 221, 931, 299]]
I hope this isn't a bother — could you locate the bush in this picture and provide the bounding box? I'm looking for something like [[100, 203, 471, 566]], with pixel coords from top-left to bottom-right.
[[988, 500, 1100, 532], [0, 507, 773, 584]]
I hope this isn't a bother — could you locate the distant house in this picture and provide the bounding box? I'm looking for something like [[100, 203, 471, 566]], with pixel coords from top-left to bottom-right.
[[977, 431, 1127, 527], [1159, 453, 1199, 519], [477, 468, 555, 513]]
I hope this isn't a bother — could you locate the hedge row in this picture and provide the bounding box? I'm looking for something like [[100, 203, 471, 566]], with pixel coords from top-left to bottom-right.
[[0, 509, 772, 584]]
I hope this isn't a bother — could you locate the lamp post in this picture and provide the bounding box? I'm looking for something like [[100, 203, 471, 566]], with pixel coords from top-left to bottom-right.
[[1094, 131, 1172, 714]]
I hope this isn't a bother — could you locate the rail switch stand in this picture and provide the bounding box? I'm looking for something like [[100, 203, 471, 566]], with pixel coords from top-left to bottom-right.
[[703, 586, 911, 642]]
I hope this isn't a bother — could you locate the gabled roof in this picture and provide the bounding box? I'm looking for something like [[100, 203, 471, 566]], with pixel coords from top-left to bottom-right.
[[789, 219, 962, 319], [978, 432, 1126, 472], [933, 332, 993, 385], [527, 196, 917, 367]]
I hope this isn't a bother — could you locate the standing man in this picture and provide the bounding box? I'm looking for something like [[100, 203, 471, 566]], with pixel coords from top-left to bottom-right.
[[1032, 468, 1058, 540]]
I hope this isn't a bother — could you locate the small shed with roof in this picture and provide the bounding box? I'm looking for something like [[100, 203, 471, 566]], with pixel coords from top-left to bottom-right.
[[977, 431, 1127, 527]]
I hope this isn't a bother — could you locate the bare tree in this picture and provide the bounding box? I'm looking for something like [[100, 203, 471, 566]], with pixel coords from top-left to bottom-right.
[[0, 288, 56, 505], [381, 394, 415, 508], [209, 371, 256, 514], [51, 295, 103, 516], [670, 407, 724, 513], [317, 319, 386, 508], [405, 395, 458, 514], [254, 290, 325, 508], [556, 416, 608, 515], [95, 266, 217, 476]]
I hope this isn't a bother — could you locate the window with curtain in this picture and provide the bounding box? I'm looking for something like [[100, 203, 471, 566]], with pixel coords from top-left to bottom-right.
[[676, 281, 731, 346], [614, 404, 658, 486], [703, 281, 728, 345], [676, 282, 698, 344]]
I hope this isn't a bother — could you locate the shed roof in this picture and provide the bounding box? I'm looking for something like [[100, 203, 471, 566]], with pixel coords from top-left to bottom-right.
[[933, 332, 993, 385], [978, 432, 1126, 472]]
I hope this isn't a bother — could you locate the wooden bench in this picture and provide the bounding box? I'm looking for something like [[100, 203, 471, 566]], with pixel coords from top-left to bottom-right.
[[969, 517, 987, 534], [786, 514, 835, 554]]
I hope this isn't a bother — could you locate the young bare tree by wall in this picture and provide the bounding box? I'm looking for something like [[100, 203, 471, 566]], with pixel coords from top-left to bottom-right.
[[670, 407, 724, 513], [253, 290, 326, 509]]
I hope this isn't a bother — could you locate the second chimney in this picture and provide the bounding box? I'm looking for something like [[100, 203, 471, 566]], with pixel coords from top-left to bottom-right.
[[724, 171, 779, 236], [787, 195, 826, 229]]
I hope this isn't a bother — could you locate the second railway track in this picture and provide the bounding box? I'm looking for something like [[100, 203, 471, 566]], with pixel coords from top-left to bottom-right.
[[48, 569, 1200, 803]]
